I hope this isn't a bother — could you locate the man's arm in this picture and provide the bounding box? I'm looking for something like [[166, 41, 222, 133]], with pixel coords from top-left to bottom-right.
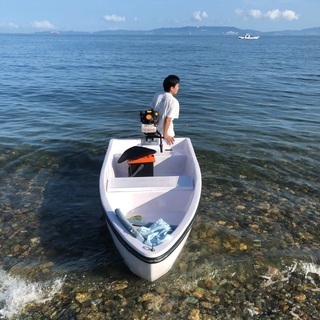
[[163, 117, 175, 145]]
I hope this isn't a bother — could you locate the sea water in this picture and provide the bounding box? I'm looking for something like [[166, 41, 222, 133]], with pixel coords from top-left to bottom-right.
[[0, 34, 319, 319]]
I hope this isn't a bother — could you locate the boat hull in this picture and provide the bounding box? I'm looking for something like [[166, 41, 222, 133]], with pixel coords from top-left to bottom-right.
[[238, 34, 260, 40], [99, 138, 202, 281], [106, 220, 191, 281]]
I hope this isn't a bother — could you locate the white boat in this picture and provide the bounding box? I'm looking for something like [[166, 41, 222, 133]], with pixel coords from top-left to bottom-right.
[[99, 137, 202, 281], [238, 33, 260, 40]]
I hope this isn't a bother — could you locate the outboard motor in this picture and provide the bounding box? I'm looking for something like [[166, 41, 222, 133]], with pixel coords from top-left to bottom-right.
[[140, 109, 163, 152]]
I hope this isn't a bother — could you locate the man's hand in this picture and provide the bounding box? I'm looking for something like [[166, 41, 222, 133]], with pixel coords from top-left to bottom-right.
[[163, 134, 175, 145]]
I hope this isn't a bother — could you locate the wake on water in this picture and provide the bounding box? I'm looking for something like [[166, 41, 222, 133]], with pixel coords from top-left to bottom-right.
[[0, 268, 64, 319]]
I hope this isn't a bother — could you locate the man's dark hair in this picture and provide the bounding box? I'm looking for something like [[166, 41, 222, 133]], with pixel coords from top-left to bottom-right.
[[163, 75, 180, 92]]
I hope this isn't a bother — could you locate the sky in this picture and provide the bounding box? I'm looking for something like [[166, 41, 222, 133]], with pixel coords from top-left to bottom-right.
[[0, 0, 319, 33]]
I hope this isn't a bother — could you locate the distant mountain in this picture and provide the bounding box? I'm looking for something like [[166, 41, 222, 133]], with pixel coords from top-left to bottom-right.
[[264, 27, 320, 36], [36, 26, 320, 36], [94, 26, 259, 36], [94, 25, 320, 36]]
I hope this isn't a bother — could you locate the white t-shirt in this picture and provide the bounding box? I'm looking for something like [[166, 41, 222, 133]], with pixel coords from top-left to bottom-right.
[[151, 92, 179, 137]]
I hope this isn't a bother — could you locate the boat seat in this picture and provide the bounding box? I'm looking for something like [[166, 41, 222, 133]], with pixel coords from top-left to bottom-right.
[[107, 175, 193, 192]]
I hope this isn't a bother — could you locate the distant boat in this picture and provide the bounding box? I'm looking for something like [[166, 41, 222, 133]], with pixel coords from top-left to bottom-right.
[[238, 33, 260, 40]]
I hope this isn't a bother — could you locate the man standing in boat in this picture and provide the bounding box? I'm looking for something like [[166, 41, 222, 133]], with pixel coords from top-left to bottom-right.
[[151, 75, 180, 146]]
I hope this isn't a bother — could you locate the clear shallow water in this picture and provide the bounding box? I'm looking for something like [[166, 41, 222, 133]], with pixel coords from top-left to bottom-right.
[[0, 34, 320, 319]]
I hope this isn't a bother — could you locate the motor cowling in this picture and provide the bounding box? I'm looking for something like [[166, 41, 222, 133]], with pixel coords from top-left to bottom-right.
[[140, 109, 158, 134]]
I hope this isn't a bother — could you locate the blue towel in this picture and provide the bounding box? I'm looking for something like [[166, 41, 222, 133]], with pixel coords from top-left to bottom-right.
[[137, 218, 172, 247]]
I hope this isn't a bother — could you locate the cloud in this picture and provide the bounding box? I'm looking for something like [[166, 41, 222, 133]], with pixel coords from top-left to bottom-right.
[[192, 11, 208, 22], [103, 14, 126, 23], [249, 9, 262, 19], [265, 9, 299, 21], [237, 8, 299, 21], [32, 21, 55, 29], [0, 22, 19, 29], [235, 9, 244, 17], [264, 9, 281, 20], [282, 10, 299, 21]]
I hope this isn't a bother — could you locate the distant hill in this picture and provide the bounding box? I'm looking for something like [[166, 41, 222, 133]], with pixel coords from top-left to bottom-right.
[[94, 26, 320, 36], [264, 27, 320, 36], [37, 26, 320, 36], [94, 26, 247, 36]]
